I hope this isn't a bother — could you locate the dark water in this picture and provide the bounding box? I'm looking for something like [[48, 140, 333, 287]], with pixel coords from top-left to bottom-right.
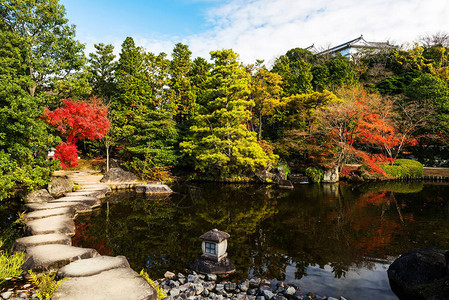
[[73, 182, 449, 300]]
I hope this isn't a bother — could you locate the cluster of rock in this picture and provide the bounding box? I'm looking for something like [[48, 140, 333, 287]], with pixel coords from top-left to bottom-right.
[[159, 271, 347, 300], [0, 283, 37, 300]]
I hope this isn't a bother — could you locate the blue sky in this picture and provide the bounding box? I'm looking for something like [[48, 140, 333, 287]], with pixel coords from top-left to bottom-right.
[[60, 0, 449, 64]]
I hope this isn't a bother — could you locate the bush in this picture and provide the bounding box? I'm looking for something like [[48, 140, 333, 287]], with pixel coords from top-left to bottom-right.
[[28, 271, 67, 300], [380, 159, 423, 178], [0, 239, 25, 283], [139, 270, 167, 299], [305, 167, 324, 183]]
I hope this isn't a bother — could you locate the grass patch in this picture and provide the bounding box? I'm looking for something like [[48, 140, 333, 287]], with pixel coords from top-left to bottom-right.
[[380, 159, 423, 178]]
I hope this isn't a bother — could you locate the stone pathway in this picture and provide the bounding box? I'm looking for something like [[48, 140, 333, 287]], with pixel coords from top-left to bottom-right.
[[16, 170, 157, 300]]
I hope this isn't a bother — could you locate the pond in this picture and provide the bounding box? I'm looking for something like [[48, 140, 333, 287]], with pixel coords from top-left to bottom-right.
[[73, 182, 449, 300]]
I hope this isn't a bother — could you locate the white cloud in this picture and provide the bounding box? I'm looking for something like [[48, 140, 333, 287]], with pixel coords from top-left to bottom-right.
[[86, 0, 449, 65]]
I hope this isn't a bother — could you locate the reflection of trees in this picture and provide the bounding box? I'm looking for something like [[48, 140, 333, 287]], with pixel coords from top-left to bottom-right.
[[74, 182, 449, 282]]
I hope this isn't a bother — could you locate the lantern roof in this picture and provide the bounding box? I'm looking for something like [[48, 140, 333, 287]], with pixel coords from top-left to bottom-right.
[[199, 229, 230, 243]]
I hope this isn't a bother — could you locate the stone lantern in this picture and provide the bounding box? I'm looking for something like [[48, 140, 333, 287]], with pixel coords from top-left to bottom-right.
[[193, 229, 235, 274]]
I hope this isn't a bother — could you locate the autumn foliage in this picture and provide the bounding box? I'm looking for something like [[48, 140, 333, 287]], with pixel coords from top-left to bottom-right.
[[44, 98, 110, 168], [317, 86, 419, 175]]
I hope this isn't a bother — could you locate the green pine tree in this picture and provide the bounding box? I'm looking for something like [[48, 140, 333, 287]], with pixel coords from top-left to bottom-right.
[[181, 49, 275, 180]]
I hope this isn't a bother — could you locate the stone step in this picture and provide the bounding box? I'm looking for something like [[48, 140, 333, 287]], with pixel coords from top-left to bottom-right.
[[26, 201, 92, 213], [53, 268, 156, 300], [14, 233, 72, 252], [25, 215, 75, 236], [49, 196, 101, 209], [22, 244, 99, 272], [24, 207, 75, 221], [57, 256, 130, 278], [64, 190, 108, 198]]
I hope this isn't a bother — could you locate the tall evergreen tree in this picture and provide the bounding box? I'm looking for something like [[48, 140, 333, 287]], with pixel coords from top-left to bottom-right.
[[88, 43, 117, 102], [111, 37, 177, 180], [168, 43, 196, 122], [181, 49, 275, 179]]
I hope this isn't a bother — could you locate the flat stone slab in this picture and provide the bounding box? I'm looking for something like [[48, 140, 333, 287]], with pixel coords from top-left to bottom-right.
[[57, 256, 130, 278], [23, 244, 99, 272], [135, 184, 173, 195], [79, 185, 111, 192], [25, 215, 75, 236], [53, 268, 156, 300], [64, 190, 106, 198], [49, 196, 101, 208], [26, 202, 92, 213], [14, 233, 71, 252], [24, 207, 75, 221]]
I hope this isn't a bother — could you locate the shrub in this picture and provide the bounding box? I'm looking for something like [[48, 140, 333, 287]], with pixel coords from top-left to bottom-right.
[[0, 239, 25, 283], [305, 167, 324, 183], [380, 159, 423, 178], [28, 271, 67, 300], [139, 270, 167, 299]]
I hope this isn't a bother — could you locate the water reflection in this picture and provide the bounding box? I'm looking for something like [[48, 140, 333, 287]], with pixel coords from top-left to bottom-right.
[[73, 182, 449, 299]]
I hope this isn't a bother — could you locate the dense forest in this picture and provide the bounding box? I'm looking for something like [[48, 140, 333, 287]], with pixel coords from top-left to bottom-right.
[[1, 0, 449, 199]]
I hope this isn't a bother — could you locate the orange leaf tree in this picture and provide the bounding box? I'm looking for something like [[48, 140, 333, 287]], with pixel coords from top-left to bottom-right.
[[44, 98, 110, 168], [317, 86, 420, 174]]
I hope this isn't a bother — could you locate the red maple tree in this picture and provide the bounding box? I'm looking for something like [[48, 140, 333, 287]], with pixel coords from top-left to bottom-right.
[[317, 86, 419, 175], [44, 98, 110, 168]]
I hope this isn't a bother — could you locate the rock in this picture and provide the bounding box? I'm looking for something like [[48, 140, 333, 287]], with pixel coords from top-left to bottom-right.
[[322, 167, 339, 183], [101, 158, 122, 173], [261, 290, 275, 300], [25, 214, 76, 236], [247, 289, 258, 296], [193, 283, 204, 295], [24, 189, 54, 203], [135, 184, 173, 195], [274, 167, 287, 181], [288, 174, 309, 184], [277, 180, 294, 190], [203, 281, 215, 291], [249, 278, 261, 288], [340, 297, 348, 300], [237, 293, 247, 300], [187, 274, 199, 283], [215, 283, 225, 293], [24, 207, 75, 221], [48, 176, 74, 197], [238, 279, 249, 292], [22, 244, 99, 272], [14, 233, 71, 252], [169, 280, 179, 288], [57, 255, 130, 277], [273, 296, 286, 300], [255, 170, 277, 183], [202, 289, 210, 297], [179, 277, 187, 284], [328, 298, 338, 300], [165, 271, 176, 280], [276, 282, 286, 289], [224, 282, 237, 292], [179, 283, 193, 292], [25, 201, 92, 213], [261, 279, 271, 286], [206, 274, 218, 281], [387, 248, 449, 299], [52, 267, 157, 300], [193, 256, 235, 274], [170, 288, 180, 297], [1, 291, 13, 299], [247, 296, 256, 300], [100, 167, 138, 183], [284, 287, 296, 296]]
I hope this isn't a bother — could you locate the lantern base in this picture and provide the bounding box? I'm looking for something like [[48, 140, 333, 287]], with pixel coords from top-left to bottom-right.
[[193, 256, 236, 275]]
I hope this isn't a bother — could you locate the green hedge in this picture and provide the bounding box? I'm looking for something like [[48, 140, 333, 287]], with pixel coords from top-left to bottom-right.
[[380, 159, 423, 178]]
